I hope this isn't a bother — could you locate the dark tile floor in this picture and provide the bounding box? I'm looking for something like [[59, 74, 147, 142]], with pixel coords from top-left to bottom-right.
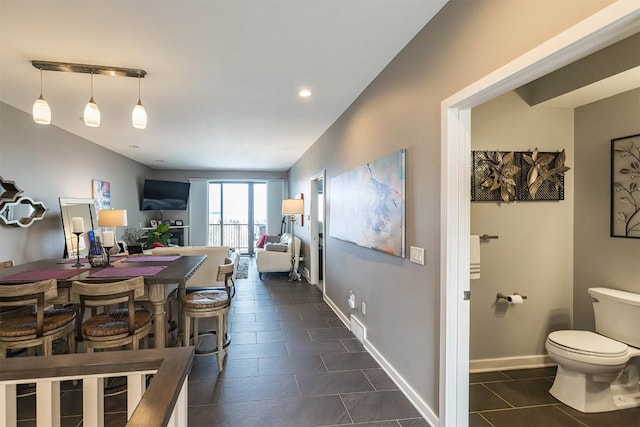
[[14, 257, 640, 426], [470, 367, 640, 426]]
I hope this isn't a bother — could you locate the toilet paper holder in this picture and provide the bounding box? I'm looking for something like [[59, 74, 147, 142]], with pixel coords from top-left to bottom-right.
[[496, 292, 527, 302]]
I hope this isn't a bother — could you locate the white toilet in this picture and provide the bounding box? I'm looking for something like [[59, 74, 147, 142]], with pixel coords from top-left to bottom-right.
[[545, 287, 640, 413]]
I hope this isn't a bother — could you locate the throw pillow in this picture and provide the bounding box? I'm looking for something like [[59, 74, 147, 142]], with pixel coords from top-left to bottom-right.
[[256, 234, 267, 248], [265, 243, 288, 252]]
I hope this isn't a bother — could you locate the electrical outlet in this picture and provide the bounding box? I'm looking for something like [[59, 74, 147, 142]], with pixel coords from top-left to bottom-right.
[[410, 246, 425, 265], [361, 301, 366, 315]]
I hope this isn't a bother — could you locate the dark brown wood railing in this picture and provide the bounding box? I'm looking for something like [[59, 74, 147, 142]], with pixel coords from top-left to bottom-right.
[[0, 347, 194, 426]]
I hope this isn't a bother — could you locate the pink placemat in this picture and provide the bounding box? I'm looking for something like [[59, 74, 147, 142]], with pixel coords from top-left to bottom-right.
[[57, 258, 89, 264], [1, 268, 90, 281], [88, 266, 167, 278], [122, 256, 181, 262]]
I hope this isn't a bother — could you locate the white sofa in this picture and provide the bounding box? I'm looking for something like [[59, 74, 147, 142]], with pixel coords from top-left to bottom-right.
[[255, 233, 301, 278], [151, 246, 236, 287]]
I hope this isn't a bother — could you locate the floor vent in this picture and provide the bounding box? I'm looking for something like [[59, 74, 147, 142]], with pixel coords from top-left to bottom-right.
[[350, 314, 365, 343]]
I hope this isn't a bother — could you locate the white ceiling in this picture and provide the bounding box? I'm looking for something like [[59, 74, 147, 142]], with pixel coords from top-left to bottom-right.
[[0, 0, 448, 171]]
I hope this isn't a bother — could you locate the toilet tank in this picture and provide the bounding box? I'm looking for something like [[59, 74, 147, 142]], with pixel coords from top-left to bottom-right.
[[588, 287, 640, 348]]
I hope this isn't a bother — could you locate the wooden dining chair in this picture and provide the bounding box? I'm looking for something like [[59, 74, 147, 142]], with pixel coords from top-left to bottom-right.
[[71, 276, 152, 352], [181, 257, 234, 370], [0, 260, 15, 269], [0, 279, 76, 358]]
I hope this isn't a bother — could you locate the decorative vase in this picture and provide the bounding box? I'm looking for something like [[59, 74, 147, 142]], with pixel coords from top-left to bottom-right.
[[88, 236, 108, 267]]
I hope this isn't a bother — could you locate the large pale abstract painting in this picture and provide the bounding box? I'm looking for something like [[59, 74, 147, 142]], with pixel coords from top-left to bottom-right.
[[330, 149, 406, 257]]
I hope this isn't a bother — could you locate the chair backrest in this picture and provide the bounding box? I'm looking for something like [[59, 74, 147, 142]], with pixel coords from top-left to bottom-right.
[[71, 277, 145, 337], [0, 278, 58, 305], [217, 257, 235, 297], [71, 276, 145, 306], [0, 279, 58, 337], [0, 260, 15, 269]]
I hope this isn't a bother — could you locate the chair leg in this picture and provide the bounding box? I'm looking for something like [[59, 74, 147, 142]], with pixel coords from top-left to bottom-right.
[[216, 314, 224, 371], [193, 318, 199, 348], [43, 337, 53, 356], [68, 332, 76, 354], [183, 313, 191, 347]]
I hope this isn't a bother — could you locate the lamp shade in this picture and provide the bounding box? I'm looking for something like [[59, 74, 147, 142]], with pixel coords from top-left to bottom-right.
[[84, 97, 100, 127], [32, 95, 51, 125], [282, 199, 304, 215], [132, 100, 147, 129], [98, 209, 128, 227]]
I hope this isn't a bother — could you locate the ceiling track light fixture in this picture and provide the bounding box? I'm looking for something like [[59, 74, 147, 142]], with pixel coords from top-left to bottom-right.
[[30, 60, 147, 129], [32, 67, 51, 125]]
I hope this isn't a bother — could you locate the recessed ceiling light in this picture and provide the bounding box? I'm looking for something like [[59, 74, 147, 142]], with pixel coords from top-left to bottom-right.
[[298, 88, 312, 98]]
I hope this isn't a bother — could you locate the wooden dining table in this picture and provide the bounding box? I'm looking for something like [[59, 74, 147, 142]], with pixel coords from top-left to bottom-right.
[[0, 254, 206, 349]]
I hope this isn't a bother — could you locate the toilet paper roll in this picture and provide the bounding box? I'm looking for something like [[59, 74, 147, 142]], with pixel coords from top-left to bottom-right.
[[507, 294, 523, 304]]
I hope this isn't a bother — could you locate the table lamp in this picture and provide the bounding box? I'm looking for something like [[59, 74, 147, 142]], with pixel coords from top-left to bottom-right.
[[98, 209, 128, 264], [282, 199, 303, 281]]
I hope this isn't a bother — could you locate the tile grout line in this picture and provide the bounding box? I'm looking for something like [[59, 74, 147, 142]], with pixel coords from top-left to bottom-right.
[[481, 383, 515, 409], [553, 404, 590, 427]]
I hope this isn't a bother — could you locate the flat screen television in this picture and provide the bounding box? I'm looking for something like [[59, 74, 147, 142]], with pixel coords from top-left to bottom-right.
[[141, 179, 191, 210]]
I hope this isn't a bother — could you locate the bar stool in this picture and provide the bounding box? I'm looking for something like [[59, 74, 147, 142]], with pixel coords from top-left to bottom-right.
[[181, 257, 234, 370], [0, 279, 76, 358], [71, 276, 152, 352]]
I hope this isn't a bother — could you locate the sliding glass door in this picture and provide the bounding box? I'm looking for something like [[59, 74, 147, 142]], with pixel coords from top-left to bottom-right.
[[208, 182, 266, 255]]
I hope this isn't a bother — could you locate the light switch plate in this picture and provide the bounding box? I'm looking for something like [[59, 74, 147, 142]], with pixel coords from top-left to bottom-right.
[[410, 246, 425, 265]]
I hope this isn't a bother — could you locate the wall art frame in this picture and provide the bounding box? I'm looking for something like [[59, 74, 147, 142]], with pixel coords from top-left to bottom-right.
[[611, 133, 640, 239]]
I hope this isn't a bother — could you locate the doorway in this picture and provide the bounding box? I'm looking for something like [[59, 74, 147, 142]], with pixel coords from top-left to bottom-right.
[[440, 5, 639, 426], [208, 182, 267, 255], [308, 171, 326, 290]]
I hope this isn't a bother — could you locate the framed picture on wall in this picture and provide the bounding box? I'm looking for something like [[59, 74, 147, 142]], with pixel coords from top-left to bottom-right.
[[611, 134, 640, 239]]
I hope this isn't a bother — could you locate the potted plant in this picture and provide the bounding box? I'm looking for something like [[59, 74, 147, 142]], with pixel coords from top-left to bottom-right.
[[140, 223, 173, 249]]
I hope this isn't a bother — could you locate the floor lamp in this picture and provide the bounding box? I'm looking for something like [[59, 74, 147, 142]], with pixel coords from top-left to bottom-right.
[[282, 199, 303, 281]]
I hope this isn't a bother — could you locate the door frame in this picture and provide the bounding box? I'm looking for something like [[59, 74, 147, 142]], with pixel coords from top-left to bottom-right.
[[308, 170, 326, 292], [439, 3, 640, 425]]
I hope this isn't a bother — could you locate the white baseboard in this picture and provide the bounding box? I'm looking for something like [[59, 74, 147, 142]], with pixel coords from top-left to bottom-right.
[[323, 294, 438, 426], [323, 294, 350, 327], [470, 355, 556, 373]]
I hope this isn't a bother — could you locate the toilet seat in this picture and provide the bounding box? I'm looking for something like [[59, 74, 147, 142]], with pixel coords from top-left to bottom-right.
[[548, 331, 628, 357]]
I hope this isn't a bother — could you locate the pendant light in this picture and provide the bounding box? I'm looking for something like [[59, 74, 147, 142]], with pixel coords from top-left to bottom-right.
[[83, 72, 100, 127], [131, 76, 147, 129], [32, 68, 51, 125]]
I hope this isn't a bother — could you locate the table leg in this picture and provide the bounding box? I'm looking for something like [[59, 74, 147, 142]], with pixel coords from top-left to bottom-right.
[[152, 301, 166, 349], [148, 284, 167, 349]]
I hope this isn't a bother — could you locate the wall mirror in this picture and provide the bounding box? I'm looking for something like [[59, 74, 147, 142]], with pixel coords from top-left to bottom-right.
[[0, 196, 47, 227], [0, 176, 22, 204], [59, 197, 97, 258], [0, 176, 47, 228]]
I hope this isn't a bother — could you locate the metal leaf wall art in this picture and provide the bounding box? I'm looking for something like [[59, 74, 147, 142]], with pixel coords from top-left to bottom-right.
[[471, 149, 569, 203], [611, 134, 640, 238]]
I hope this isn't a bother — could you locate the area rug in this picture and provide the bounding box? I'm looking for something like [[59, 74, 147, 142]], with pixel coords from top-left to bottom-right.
[[236, 256, 249, 279]]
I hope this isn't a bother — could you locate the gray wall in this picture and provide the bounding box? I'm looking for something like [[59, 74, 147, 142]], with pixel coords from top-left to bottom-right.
[[288, 0, 614, 413], [574, 89, 640, 330], [0, 102, 152, 264], [470, 91, 574, 361]]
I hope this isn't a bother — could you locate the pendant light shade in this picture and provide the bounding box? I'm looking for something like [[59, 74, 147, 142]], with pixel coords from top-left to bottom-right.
[[84, 74, 100, 127], [32, 69, 51, 125], [132, 77, 147, 129]]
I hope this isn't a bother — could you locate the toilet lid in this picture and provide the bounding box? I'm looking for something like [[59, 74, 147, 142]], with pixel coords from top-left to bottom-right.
[[548, 331, 628, 356]]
